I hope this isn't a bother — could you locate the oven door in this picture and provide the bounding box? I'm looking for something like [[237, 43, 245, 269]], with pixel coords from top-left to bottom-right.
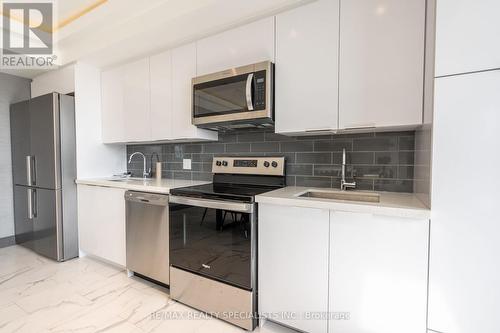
[[169, 196, 256, 290]]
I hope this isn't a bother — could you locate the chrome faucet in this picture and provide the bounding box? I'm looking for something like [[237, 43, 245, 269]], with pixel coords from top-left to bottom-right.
[[128, 152, 148, 179], [341, 148, 356, 191]]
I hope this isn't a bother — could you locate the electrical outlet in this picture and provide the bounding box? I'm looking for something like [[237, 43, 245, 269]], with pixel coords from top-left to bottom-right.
[[183, 159, 192, 170]]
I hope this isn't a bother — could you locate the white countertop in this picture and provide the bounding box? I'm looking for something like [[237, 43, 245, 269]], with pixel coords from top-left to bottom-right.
[[75, 177, 210, 194], [255, 187, 431, 219]]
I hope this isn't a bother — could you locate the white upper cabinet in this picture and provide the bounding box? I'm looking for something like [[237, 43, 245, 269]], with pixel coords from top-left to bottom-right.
[[435, 0, 500, 77], [196, 17, 275, 76], [101, 47, 216, 143], [101, 66, 125, 143], [171, 43, 217, 141], [123, 58, 151, 142], [338, 0, 425, 130], [275, 0, 340, 134], [101, 58, 151, 143], [150, 50, 173, 141]]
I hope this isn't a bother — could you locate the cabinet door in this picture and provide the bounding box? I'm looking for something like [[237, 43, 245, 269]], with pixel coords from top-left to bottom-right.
[[338, 0, 425, 130], [150, 50, 172, 141], [329, 211, 428, 333], [259, 204, 329, 333], [429, 71, 500, 333], [435, 0, 500, 76], [196, 17, 275, 76], [77, 185, 126, 266], [123, 58, 151, 142], [101, 66, 125, 143], [275, 0, 340, 134], [171, 43, 217, 141]]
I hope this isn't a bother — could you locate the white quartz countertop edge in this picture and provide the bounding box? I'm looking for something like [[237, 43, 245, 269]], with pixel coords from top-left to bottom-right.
[[255, 187, 431, 220], [75, 178, 210, 194]]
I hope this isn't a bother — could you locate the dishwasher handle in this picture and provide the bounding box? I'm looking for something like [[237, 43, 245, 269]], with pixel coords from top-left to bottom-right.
[[125, 191, 168, 206]]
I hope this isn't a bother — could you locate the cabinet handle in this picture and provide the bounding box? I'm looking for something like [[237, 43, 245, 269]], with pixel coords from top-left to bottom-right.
[[305, 129, 335, 134], [342, 124, 376, 131]]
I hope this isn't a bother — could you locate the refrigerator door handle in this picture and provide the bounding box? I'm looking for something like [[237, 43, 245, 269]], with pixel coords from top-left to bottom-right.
[[31, 156, 37, 186], [27, 188, 33, 219], [26, 156, 32, 186], [32, 189, 37, 218]]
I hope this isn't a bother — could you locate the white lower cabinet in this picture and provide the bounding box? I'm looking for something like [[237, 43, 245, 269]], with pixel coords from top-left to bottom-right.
[[329, 211, 429, 333], [77, 185, 126, 266], [259, 204, 330, 333], [259, 204, 429, 333]]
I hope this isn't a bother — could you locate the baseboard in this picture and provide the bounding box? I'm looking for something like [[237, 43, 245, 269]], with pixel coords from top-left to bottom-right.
[[0, 235, 16, 249]]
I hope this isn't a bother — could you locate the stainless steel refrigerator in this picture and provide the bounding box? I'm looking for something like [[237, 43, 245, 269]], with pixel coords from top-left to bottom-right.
[[10, 93, 78, 261]]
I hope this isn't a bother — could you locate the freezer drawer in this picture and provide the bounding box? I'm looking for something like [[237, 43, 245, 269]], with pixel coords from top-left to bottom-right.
[[13, 185, 33, 248], [13, 185, 63, 260], [125, 191, 169, 285]]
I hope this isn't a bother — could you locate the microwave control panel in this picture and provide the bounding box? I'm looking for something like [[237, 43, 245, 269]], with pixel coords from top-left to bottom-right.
[[253, 70, 267, 110]]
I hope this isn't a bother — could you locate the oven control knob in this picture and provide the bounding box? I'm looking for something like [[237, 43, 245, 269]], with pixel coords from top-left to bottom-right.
[[222, 161, 228, 167], [216, 160, 222, 166], [272, 161, 278, 168], [264, 161, 270, 168]]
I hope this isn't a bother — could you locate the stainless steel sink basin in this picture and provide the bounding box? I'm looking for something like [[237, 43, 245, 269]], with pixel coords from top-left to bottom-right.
[[298, 190, 381, 203]]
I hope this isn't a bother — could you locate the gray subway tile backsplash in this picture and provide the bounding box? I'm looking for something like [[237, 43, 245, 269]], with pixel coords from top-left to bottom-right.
[[127, 129, 416, 193]]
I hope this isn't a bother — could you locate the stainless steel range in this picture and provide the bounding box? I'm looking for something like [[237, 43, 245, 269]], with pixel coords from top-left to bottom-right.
[[168, 156, 286, 331]]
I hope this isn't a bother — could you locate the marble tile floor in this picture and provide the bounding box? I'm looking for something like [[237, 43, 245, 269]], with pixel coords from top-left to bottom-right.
[[0, 245, 294, 333]]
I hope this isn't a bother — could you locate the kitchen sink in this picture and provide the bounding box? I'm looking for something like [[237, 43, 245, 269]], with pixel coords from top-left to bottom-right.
[[298, 190, 381, 203]]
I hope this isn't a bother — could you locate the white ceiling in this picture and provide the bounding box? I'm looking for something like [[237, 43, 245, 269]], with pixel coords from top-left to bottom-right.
[[2, 0, 312, 79]]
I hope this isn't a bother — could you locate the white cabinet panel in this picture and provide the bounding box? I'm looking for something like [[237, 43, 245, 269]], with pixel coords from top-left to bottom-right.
[[259, 204, 329, 333], [429, 71, 500, 333], [435, 0, 500, 77], [338, 0, 425, 130], [330, 211, 428, 333], [171, 43, 217, 141], [275, 0, 339, 134], [150, 50, 172, 141], [196, 17, 275, 76], [101, 66, 125, 143], [77, 185, 126, 266], [123, 58, 151, 142]]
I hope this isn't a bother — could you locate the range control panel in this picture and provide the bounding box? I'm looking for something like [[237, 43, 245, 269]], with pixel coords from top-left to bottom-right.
[[212, 157, 285, 176]]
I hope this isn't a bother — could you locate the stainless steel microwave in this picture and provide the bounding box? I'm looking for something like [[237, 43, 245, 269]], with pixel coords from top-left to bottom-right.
[[192, 61, 274, 130]]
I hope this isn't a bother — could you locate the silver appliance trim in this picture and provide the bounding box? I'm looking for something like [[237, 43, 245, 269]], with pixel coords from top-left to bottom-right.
[[169, 195, 254, 213], [192, 61, 269, 85], [246, 73, 254, 111], [170, 266, 257, 331], [192, 61, 273, 128]]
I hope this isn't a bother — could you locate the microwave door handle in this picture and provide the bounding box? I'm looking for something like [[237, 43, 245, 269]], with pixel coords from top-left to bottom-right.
[[246, 73, 254, 111]]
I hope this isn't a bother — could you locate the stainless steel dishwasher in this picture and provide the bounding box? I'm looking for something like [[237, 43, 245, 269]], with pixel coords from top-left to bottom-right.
[[125, 191, 169, 285]]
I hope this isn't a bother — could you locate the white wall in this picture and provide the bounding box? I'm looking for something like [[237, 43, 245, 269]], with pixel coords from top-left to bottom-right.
[[0, 73, 31, 239], [74, 62, 126, 178]]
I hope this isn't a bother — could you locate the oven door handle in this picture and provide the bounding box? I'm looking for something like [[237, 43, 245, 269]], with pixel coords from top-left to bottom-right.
[[245, 73, 254, 111], [169, 196, 254, 213]]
